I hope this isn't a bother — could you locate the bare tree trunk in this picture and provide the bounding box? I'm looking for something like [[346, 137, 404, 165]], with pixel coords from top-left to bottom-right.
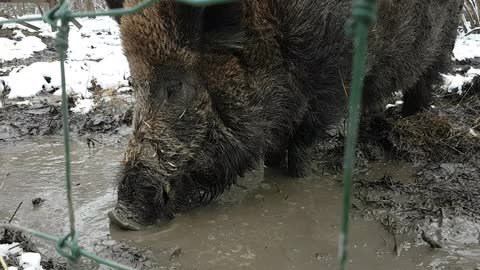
[[16, 3, 23, 17], [85, 0, 95, 12], [465, 0, 480, 27], [474, 0, 480, 26], [36, 3, 44, 15], [462, 13, 470, 32]]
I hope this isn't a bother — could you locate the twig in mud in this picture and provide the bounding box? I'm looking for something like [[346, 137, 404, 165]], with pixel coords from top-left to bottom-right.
[[0, 181, 4, 192], [275, 183, 281, 193], [393, 234, 399, 256], [0, 255, 8, 270], [170, 247, 182, 260], [421, 231, 442, 249], [477, 229, 480, 244], [455, 83, 475, 107], [437, 140, 465, 155], [462, 206, 480, 215], [379, 232, 388, 247], [330, 161, 339, 175], [234, 183, 248, 190], [8, 202, 23, 224], [89, 138, 102, 145], [446, 123, 480, 141], [8, 243, 21, 251], [86, 137, 102, 149]]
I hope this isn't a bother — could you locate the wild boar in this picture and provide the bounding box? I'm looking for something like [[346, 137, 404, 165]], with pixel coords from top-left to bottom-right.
[[106, 0, 463, 230]]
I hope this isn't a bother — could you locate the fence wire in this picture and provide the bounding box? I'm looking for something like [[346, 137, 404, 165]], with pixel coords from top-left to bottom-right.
[[0, 0, 377, 269]]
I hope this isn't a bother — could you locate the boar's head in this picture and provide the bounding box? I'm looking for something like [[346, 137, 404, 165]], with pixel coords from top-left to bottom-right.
[[106, 0, 261, 230]]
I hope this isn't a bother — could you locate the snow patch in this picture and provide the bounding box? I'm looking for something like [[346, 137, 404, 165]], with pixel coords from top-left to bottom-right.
[[453, 34, 480, 61], [117, 86, 133, 93], [0, 243, 22, 257], [385, 100, 404, 109], [88, 54, 130, 90], [71, 98, 95, 114], [441, 67, 480, 94], [0, 244, 43, 270], [19, 253, 42, 270], [1, 16, 130, 103], [13, 30, 26, 39], [4, 63, 49, 98], [0, 36, 46, 61], [16, 100, 33, 106]]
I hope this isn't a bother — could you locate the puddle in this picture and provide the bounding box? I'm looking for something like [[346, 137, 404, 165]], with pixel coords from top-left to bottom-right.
[[0, 137, 477, 269], [0, 137, 123, 248]]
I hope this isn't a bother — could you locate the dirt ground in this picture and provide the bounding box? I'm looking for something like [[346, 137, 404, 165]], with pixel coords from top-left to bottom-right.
[[314, 58, 480, 268], [1, 26, 480, 269], [1, 228, 159, 269]]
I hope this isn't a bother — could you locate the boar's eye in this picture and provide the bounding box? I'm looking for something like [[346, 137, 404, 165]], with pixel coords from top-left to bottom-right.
[[165, 80, 182, 100], [201, 2, 246, 51]]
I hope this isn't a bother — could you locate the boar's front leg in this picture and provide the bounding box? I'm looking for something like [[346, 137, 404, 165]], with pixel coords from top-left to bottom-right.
[[286, 115, 317, 178], [264, 150, 287, 169]]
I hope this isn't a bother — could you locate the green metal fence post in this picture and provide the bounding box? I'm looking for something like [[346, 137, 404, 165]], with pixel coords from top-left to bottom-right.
[[339, 0, 377, 270]]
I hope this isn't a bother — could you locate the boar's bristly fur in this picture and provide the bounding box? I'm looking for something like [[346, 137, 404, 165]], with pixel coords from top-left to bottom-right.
[[105, 0, 463, 229]]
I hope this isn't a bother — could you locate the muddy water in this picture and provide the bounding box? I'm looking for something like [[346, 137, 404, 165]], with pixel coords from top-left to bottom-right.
[[0, 137, 471, 269], [0, 137, 122, 245]]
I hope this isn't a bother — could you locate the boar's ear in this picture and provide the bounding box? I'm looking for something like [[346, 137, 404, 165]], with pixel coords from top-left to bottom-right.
[[105, 0, 124, 24], [201, 2, 246, 51]]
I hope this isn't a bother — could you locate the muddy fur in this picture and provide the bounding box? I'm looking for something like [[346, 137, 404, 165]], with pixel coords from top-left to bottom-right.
[[105, 0, 464, 227]]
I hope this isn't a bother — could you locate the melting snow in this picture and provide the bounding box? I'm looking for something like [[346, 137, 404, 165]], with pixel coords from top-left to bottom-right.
[[71, 98, 95, 114], [0, 16, 479, 115], [442, 67, 480, 94], [19, 253, 42, 270], [0, 243, 43, 270], [0, 16, 129, 114], [0, 36, 46, 61], [453, 33, 480, 61]]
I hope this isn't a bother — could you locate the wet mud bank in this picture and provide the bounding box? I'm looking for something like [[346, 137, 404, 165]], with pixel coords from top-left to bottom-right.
[[314, 58, 480, 269], [1, 228, 157, 269], [0, 90, 133, 141], [0, 137, 158, 269]]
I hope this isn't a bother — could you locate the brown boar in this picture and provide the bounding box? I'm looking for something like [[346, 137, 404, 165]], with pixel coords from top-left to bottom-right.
[[106, 0, 463, 230]]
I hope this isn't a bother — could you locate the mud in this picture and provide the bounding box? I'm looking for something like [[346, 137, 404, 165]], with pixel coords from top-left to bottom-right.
[[312, 58, 480, 269], [2, 137, 479, 270], [0, 91, 133, 141], [0, 137, 158, 269]]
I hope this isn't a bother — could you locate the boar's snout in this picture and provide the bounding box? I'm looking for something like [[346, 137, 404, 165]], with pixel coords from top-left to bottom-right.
[[108, 203, 145, 231], [109, 158, 176, 231]]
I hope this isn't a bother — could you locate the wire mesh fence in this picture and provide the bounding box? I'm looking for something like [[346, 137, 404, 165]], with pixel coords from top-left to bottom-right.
[[0, 0, 377, 269]]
